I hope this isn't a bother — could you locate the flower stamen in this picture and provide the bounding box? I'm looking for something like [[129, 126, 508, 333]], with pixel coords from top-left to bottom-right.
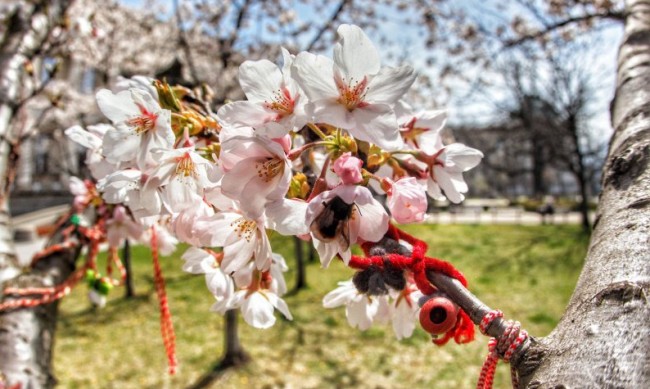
[[126, 109, 158, 134], [264, 87, 295, 118], [175, 153, 197, 178], [230, 218, 257, 242], [255, 158, 284, 182], [335, 75, 369, 111]]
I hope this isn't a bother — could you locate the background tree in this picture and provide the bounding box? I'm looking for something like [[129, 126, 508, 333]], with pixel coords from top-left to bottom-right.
[[468, 44, 608, 231]]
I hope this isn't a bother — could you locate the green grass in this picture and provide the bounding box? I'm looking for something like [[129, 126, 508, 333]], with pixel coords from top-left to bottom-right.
[[53, 225, 589, 388]]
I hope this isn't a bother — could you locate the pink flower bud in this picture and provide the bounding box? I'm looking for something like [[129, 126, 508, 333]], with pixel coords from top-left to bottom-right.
[[332, 152, 363, 185], [387, 177, 427, 223]]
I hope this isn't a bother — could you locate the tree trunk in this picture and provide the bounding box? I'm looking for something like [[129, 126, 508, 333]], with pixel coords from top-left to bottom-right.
[[220, 309, 250, 367], [574, 162, 592, 233], [293, 236, 307, 292], [0, 232, 79, 388], [0, 1, 74, 388], [568, 114, 592, 233], [517, 1, 650, 386], [122, 239, 135, 298]]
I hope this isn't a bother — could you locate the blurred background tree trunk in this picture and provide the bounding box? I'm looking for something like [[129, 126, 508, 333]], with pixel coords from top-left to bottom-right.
[[0, 2, 75, 388]]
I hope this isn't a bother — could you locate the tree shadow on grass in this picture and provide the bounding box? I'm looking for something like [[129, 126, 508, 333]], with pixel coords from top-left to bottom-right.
[[185, 319, 305, 389], [184, 352, 251, 389]]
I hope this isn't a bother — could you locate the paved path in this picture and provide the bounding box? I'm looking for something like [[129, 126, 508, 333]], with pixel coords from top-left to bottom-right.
[[12, 205, 69, 267], [424, 209, 595, 225]]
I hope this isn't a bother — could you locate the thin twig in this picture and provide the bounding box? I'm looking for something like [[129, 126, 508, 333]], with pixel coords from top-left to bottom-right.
[[305, 0, 350, 52]]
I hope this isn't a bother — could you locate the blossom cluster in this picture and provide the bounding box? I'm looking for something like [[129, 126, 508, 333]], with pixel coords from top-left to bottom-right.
[[67, 24, 482, 336]]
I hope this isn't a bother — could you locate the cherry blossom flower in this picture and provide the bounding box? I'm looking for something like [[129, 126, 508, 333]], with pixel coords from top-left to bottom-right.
[[292, 24, 415, 151], [397, 103, 447, 150], [219, 134, 291, 219], [306, 185, 389, 267], [212, 253, 291, 327], [181, 247, 234, 308], [421, 143, 484, 204], [385, 177, 428, 223], [268, 253, 289, 296], [323, 280, 389, 331], [140, 147, 213, 214], [114, 75, 158, 100], [193, 210, 273, 273], [218, 48, 306, 138], [228, 289, 292, 329], [265, 198, 310, 236], [69, 176, 92, 211], [390, 285, 423, 340], [96, 88, 174, 170], [105, 205, 143, 247], [98, 169, 161, 226], [66, 124, 118, 180], [171, 199, 215, 246]]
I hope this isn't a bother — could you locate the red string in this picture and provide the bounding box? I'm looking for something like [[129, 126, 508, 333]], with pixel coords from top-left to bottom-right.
[[0, 265, 87, 310], [150, 226, 178, 375], [476, 310, 528, 389], [107, 247, 126, 286], [350, 224, 474, 345], [0, 223, 106, 311]]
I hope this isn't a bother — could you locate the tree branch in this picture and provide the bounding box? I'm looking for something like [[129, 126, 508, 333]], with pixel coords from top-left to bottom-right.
[[304, 0, 350, 52], [373, 235, 532, 375], [220, 0, 251, 68], [173, 0, 201, 85], [504, 10, 625, 48]]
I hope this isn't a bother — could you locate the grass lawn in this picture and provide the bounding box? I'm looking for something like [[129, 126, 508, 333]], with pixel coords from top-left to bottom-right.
[[53, 224, 589, 388]]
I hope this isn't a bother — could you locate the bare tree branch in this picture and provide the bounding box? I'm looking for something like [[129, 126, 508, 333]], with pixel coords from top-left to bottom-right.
[[504, 10, 625, 48], [304, 0, 350, 52]]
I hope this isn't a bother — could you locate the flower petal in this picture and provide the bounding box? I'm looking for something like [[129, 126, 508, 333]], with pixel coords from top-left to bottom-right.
[[356, 198, 389, 242], [366, 65, 416, 105], [433, 166, 464, 204], [96, 89, 138, 123], [218, 101, 274, 128], [334, 24, 381, 80], [241, 292, 276, 329], [444, 143, 484, 172], [65, 125, 102, 149], [291, 52, 337, 101], [351, 104, 403, 151], [239, 59, 284, 103], [265, 199, 309, 236]]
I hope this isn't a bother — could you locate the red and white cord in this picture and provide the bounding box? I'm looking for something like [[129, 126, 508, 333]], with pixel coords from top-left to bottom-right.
[[476, 310, 528, 389]]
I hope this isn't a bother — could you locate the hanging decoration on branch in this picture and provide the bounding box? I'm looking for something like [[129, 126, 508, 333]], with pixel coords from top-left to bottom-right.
[[0, 23, 531, 386]]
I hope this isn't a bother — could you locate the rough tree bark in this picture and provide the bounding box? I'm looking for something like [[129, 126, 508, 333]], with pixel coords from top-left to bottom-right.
[[515, 1, 650, 386]]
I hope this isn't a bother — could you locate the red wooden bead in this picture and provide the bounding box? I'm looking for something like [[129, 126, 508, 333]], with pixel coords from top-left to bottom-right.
[[419, 296, 459, 335]]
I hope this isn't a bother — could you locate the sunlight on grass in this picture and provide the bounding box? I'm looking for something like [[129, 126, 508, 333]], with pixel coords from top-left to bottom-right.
[[53, 224, 589, 388]]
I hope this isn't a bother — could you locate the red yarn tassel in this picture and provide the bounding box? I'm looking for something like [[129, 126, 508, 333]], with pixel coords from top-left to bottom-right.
[[150, 226, 178, 375]]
